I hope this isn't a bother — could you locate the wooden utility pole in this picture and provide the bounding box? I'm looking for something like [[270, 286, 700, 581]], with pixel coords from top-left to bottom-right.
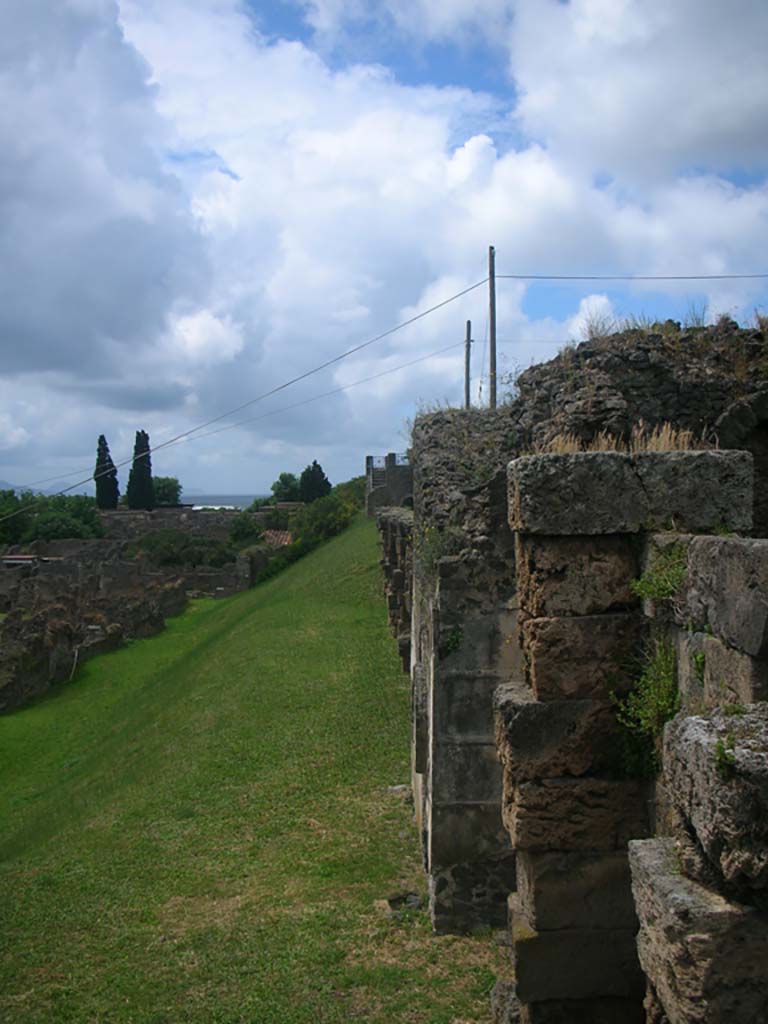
[[488, 245, 497, 409], [464, 320, 472, 410]]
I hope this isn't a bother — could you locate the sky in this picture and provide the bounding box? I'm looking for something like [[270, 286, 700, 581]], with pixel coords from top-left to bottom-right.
[[1, 0, 768, 494]]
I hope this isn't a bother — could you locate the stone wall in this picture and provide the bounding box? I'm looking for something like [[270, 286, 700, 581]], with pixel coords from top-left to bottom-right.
[[366, 453, 413, 516], [375, 325, 768, 942], [99, 507, 254, 541], [628, 530, 768, 1023], [493, 449, 754, 1023]]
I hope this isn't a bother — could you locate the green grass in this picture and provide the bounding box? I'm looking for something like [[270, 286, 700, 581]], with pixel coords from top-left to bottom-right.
[[0, 518, 501, 1023]]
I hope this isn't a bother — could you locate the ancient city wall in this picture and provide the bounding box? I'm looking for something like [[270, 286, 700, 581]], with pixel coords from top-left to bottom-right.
[[375, 326, 768, 1011], [492, 449, 765, 1023]]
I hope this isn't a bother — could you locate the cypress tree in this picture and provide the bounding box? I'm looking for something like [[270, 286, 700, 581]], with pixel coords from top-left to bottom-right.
[[299, 460, 331, 503], [94, 434, 119, 509], [126, 430, 155, 510]]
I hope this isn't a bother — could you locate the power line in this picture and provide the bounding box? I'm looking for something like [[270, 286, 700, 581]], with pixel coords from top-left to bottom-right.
[[9, 278, 487, 498], [0, 337, 469, 526], [497, 273, 768, 281], [173, 339, 467, 444]]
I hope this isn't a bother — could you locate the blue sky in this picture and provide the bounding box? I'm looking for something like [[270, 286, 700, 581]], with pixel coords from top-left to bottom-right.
[[0, 0, 767, 492]]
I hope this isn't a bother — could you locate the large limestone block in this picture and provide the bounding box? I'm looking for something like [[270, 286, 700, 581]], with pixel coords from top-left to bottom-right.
[[516, 850, 637, 930], [664, 707, 768, 897], [429, 801, 510, 868], [629, 838, 768, 1023], [504, 777, 649, 851], [700, 633, 768, 706], [431, 740, 502, 803], [508, 453, 644, 534], [633, 451, 752, 535], [437, 670, 521, 741], [521, 614, 646, 700], [515, 535, 638, 617], [508, 451, 752, 535], [494, 687, 621, 782], [682, 537, 768, 657], [512, 900, 644, 1002]]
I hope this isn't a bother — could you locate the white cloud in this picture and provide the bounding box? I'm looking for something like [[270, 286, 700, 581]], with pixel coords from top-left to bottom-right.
[[510, 0, 768, 181], [169, 310, 244, 365], [0, 0, 767, 492]]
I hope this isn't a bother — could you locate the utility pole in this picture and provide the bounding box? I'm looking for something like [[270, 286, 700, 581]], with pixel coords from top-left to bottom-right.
[[488, 245, 497, 409], [464, 320, 472, 410]]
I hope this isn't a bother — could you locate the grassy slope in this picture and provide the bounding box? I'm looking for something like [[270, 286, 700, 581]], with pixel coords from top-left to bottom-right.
[[0, 518, 502, 1024]]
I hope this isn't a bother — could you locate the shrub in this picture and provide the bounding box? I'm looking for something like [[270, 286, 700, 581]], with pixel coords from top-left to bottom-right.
[[631, 544, 688, 602], [135, 529, 235, 569], [21, 494, 103, 543], [229, 512, 264, 547], [613, 635, 679, 776]]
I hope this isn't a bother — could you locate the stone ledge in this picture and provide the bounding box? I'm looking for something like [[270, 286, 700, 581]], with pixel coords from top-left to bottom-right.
[[508, 451, 752, 535]]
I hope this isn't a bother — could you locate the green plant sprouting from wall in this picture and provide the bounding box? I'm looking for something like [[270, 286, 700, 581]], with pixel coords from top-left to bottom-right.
[[714, 734, 737, 780], [631, 544, 688, 603], [414, 523, 464, 579], [613, 634, 679, 776]]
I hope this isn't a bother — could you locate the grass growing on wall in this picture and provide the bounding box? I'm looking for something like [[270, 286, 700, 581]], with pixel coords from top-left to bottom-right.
[[0, 517, 502, 1024]]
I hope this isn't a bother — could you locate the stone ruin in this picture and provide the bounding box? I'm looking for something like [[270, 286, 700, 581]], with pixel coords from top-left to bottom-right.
[[365, 452, 413, 516], [0, 512, 270, 714], [375, 322, 768, 1021]]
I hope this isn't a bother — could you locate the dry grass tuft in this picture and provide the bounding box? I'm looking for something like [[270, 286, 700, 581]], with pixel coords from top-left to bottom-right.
[[530, 421, 713, 456], [629, 420, 709, 452]]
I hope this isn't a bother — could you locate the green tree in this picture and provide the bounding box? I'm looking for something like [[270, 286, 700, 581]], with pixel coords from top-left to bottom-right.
[[126, 430, 155, 510], [270, 472, 300, 503], [299, 460, 331, 503], [153, 476, 182, 506], [94, 434, 119, 510]]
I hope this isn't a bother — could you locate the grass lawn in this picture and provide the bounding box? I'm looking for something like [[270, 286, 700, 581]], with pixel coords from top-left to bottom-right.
[[0, 517, 504, 1023]]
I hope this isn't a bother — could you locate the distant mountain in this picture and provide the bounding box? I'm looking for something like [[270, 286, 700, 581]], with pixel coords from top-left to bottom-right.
[[0, 480, 16, 491]]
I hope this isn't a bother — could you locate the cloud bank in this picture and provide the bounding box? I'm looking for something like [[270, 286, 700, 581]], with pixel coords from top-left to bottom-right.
[[0, 0, 766, 492]]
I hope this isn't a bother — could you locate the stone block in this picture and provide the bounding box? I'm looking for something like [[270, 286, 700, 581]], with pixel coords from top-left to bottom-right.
[[436, 670, 512, 741], [430, 851, 517, 934], [516, 850, 637, 930], [429, 801, 510, 868], [521, 614, 646, 700], [432, 741, 502, 803], [701, 633, 768, 706], [494, 687, 621, 782], [504, 777, 650, 851], [508, 453, 644, 534], [511, 900, 644, 1002], [681, 537, 768, 656], [519, 997, 645, 1024], [633, 450, 752, 535], [629, 838, 768, 1023], [508, 451, 752, 536], [664, 707, 768, 897], [515, 534, 638, 618]]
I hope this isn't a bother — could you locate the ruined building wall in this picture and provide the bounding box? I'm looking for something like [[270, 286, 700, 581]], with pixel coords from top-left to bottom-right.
[[629, 530, 768, 1023], [377, 324, 768, 937], [493, 449, 756, 1023]]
